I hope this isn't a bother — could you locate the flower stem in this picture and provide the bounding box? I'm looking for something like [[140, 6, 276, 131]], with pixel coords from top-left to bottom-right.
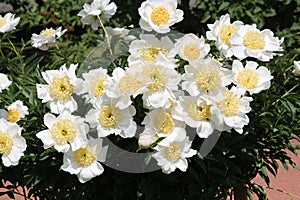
[[271, 84, 298, 106], [0, 95, 10, 105], [97, 15, 113, 56], [8, 38, 20, 57]]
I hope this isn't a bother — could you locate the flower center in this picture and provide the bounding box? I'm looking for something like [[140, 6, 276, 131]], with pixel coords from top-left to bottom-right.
[[187, 104, 211, 121], [40, 28, 56, 37], [7, 109, 21, 123], [74, 148, 96, 167], [184, 44, 201, 60], [196, 66, 221, 91], [118, 74, 140, 93], [49, 75, 74, 101], [237, 68, 259, 89], [141, 46, 168, 63], [98, 105, 120, 128], [51, 119, 77, 145], [217, 91, 240, 117], [154, 111, 175, 134], [243, 30, 265, 50], [93, 78, 106, 97], [151, 6, 170, 25], [0, 131, 13, 155], [142, 65, 167, 92], [164, 142, 182, 162], [0, 16, 7, 27], [219, 24, 237, 45]]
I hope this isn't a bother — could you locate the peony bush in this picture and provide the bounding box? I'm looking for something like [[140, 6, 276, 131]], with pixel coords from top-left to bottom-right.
[[0, 0, 299, 199]]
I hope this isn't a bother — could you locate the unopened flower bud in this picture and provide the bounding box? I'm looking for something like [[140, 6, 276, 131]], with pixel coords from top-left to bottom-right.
[[138, 131, 155, 149]]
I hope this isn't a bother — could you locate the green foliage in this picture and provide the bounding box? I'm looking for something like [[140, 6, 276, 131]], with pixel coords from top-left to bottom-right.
[[0, 0, 299, 199]]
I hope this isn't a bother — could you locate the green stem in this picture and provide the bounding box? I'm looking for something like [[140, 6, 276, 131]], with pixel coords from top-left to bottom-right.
[[271, 85, 298, 106], [97, 15, 113, 56], [0, 48, 4, 58], [0, 37, 4, 58], [8, 38, 20, 57], [0, 96, 10, 105], [281, 85, 298, 99]]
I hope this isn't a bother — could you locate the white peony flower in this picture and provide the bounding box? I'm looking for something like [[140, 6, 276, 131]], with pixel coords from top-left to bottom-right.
[[232, 60, 273, 94], [231, 24, 284, 61], [31, 27, 67, 51], [0, 100, 29, 123], [142, 107, 185, 137], [0, 73, 12, 93], [210, 87, 252, 134], [152, 132, 196, 174], [85, 97, 137, 138], [61, 137, 108, 183], [0, 119, 26, 167], [36, 64, 84, 114], [82, 68, 111, 104], [175, 33, 210, 63], [0, 13, 20, 33], [78, 0, 117, 30], [172, 95, 215, 138], [206, 13, 243, 58], [138, 0, 184, 33], [105, 67, 148, 109], [137, 53, 181, 109], [128, 34, 176, 65], [182, 57, 233, 96], [36, 110, 89, 153], [293, 60, 300, 76]]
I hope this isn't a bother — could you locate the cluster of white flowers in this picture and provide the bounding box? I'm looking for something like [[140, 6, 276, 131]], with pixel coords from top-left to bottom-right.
[[33, 0, 286, 179], [0, 74, 27, 167], [1, 0, 297, 185], [206, 14, 283, 61], [36, 63, 108, 183]]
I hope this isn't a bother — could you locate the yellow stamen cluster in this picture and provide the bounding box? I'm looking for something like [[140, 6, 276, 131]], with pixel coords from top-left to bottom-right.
[[98, 105, 120, 128], [142, 65, 167, 92], [41, 28, 56, 37], [154, 111, 175, 134], [118, 74, 140, 93], [51, 119, 77, 145], [49, 75, 74, 101], [164, 142, 182, 162], [7, 109, 21, 123], [151, 6, 170, 25], [0, 16, 7, 27], [0, 131, 13, 155], [237, 69, 259, 89], [184, 44, 201, 60], [217, 91, 240, 117], [187, 103, 211, 121], [220, 24, 237, 45], [74, 148, 96, 167], [243, 30, 265, 50], [93, 78, 106, 97], [141, 46, 168, 63], [196, 67, 221, 91]]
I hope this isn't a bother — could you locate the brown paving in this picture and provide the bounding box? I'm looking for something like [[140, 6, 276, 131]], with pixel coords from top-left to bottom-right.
[[251, 140, 300, 200]]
